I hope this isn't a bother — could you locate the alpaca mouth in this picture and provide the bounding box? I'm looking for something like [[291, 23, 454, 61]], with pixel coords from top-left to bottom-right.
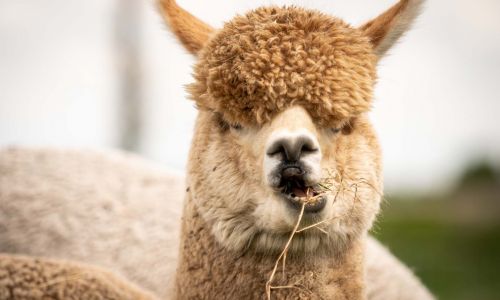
[[278, 177, 326, 213]]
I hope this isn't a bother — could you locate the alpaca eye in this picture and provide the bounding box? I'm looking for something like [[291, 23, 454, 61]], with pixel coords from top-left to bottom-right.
[[231, 123, 243, 131], [214, 113, 242, 132], [331, 128, 342, 134]]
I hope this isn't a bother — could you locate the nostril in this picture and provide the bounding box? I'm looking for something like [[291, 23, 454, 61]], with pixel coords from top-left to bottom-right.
[[266, 144, 285, 157], [302, 142, 318, 152], [298, 140, 318, 154]]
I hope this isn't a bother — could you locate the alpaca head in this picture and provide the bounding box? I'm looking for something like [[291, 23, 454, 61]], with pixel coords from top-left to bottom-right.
[[160, 0, 424, 256]]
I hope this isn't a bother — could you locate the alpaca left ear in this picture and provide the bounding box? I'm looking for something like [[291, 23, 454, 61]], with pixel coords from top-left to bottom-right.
[[360, 0, 425, 58], [158, 0, 214, 55]]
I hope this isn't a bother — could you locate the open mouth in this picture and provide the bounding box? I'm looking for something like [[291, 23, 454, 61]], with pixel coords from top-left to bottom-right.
[[278, 177, 327, 213]]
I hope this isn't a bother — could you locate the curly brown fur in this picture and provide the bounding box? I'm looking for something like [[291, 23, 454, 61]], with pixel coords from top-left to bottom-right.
[[188, 6, 377, 128], [0, 254, 157, 300]]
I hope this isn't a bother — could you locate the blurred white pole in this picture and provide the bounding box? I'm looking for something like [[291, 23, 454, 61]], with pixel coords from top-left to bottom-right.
[[115, 0, 143, 151]]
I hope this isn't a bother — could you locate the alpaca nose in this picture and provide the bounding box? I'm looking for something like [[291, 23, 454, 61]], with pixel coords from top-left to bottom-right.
[[266, 135, 318, 162]]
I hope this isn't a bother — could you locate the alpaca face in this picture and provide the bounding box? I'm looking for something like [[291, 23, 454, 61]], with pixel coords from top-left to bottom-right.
[[160, 0, 424, 255], [187, 105, 381, 256]]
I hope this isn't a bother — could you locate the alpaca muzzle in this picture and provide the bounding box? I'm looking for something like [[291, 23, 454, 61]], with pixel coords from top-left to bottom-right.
[[277, 164, 327, 213]]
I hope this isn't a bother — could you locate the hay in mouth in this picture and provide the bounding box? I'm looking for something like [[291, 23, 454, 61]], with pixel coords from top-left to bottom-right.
[[266, 171, 350, 299], [279, 177, 325, 212], [280, 177, 319, 198]]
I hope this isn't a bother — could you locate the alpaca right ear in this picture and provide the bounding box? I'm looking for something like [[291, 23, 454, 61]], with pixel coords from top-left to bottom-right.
[[360, 0, 425, 58], [158, 0, 214, 55]]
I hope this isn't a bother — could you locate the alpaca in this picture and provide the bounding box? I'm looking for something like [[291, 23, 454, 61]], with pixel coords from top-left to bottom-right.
[[159, 0, 432, 299], [0, 148, 185, 296]]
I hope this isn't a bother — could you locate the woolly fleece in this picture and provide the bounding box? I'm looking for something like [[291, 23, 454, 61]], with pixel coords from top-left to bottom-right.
[[0, 147, 184, 298], [0, 254, 157, 300], [0, 147, 434, 299], [189, 6, 376, 128]]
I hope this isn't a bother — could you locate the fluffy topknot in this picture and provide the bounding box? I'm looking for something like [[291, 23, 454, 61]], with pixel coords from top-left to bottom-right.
[[188, 6, 377, 128]]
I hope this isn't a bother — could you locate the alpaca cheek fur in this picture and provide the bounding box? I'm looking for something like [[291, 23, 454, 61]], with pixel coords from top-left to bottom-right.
[[233, 127, 270, 188], [310, 123, 382, 233], [331, 131, 382, 232], [252, 197, 293, 231]]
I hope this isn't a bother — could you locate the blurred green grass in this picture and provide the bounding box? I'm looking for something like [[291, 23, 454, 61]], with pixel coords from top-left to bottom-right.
[[372, 162, 500, 300], [373, 210, 500, 299]]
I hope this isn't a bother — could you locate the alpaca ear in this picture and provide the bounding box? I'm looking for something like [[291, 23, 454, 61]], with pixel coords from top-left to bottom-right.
[[360, 0, 425, 58], [158, 0, 214, 55]]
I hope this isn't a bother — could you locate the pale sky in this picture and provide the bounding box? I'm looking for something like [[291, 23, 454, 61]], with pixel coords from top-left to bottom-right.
[[1, 0, 499, 193]]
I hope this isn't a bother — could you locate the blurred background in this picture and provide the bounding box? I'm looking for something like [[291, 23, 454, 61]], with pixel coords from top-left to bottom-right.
[[0, 0, 499, 298]]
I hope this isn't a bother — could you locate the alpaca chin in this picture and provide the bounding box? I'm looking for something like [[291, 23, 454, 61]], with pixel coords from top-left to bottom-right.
[[193, 183, 373, 257], [249, 230, 352, 259], [175, 193, 366, 299]]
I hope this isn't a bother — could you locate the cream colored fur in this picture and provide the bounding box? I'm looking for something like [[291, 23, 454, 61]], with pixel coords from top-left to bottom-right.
[[0, 147, 184, 297]]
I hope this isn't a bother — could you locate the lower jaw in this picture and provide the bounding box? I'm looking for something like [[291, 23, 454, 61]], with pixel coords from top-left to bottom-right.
[[248, 229, 343, 258]]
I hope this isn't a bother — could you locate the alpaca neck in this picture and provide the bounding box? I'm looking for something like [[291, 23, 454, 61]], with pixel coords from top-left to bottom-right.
[[174, 194, 366, 299]]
